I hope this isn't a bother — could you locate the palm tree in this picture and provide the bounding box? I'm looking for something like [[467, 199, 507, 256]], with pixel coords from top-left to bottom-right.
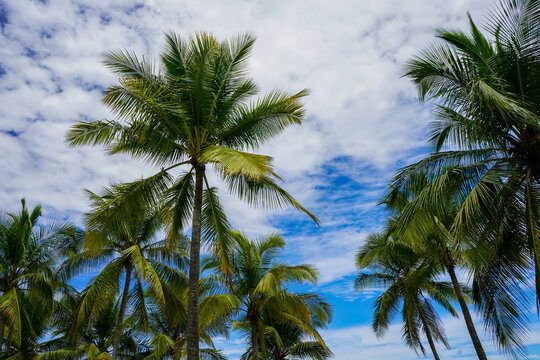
[[141, 332, 228, 360], [0, 199, 76, 354], [240, 306, 332, 360], [382, 174, 491, 358], [390, 1, 539, 354], [205, 231, 331, 360], [383, 168, 533, 357], [401, 0, 540, 307], [39, 291, 144, 360], [1, 292, 51, 360], [66, 32, 319, 360], [137, 273, 235, 360], [355, 232, 458, 359], [58, 189, 187, 360]]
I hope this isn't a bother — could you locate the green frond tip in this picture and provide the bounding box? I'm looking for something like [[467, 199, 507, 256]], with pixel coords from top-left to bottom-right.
[[226, 173, 321, 226], [200, 145, 277, 180], [65, 120, 124, 147]]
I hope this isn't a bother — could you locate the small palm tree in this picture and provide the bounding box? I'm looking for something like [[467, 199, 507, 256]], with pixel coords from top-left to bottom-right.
[[138, 274, 234, 360], [1, 291, 57, 360], [0, 199, 76, 354], [240, 305, 332, 360], [39, 293, 140, 360], [141, 333, 227, 360], [58, 189, 187, 360], [66, 32, 319, 360], [382, 172, 497, 358], [386, 150, 535, 358], [355, 232, 459, 360], [205, 232, 331, 360]]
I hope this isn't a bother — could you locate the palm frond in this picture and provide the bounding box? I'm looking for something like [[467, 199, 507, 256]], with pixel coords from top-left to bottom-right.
[[226, 173, 320, 225], [201, 185, 233, 276]]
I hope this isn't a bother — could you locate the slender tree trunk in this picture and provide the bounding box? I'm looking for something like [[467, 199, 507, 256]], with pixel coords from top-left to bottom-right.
[[112, 264, 132, 360], [446, 262, 487, 360], [250, 317, 259, 360], [187, 164, 204, 360], [525, 169, 540, 307], [418, 307, 441, 360]]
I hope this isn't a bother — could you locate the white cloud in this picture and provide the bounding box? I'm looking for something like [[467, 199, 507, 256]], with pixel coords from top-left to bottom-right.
[[0, 0, 491, 218], [321, 316, 540, 359]]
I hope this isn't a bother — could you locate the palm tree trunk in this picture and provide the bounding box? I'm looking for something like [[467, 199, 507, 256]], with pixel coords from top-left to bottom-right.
[[525, 169, 540, 307], [186, 164, 204, 360], [112, 264, 132, 360], [418, 307, 441, 360], [446, 262, 487, 360], [250, 317, 259, 360]]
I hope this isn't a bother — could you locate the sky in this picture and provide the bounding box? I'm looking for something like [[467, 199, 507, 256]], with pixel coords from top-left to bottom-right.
[[1, 0, 539, 358]]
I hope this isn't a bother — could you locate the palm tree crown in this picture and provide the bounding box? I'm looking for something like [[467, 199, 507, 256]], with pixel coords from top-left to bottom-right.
[[205, 232, 331, 360], [59, 189, 187, 360], [355, 232, 458, 359], [0, 199, 77, 357]]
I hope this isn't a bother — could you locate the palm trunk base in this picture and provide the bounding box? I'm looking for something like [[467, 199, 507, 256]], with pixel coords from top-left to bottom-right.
[[447, 263, 487, 360]]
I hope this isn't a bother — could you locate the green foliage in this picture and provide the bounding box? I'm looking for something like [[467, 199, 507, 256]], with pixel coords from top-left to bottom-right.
[[0, 199, 78, 358], [355, 232, 457, 356], [397, 0, 539, 354], [66, 32, 319, 266], [404, 0, 540, 290], [66, 33, 318, 359], [54, 189, 188, 359], [205, 232, 332, 359]]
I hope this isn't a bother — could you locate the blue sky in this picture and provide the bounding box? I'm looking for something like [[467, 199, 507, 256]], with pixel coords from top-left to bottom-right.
[[1, 0, 540, 358]]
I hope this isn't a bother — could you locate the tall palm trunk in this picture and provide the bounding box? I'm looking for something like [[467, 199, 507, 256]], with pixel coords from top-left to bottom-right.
[[525, 169, 540, 307], [112, 264, 132, 360], [446, 261, 487, 360], [250, 317, 259, 360], [418, 306, 441, 360], [186, 164, 204, 360]]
